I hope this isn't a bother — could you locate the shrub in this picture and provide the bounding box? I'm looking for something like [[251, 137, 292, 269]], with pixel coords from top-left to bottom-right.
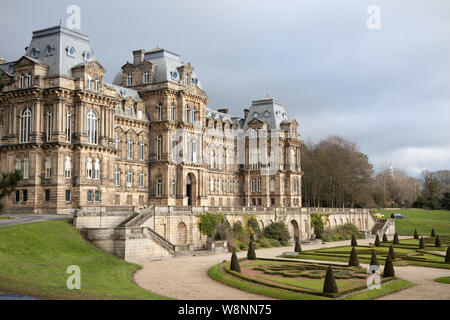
[[419, 237, 426, 249], [370, 250, 379, 267], [196, 212, 224, 238], [431, 229, 436, 237], [382, 233, 388, 242], [247, 240, 256, 260], [294, 238, 302, 253], [279, 240, 290, 246], [348, 247, 360, 267], [256, 237, 272, 248], [383, 254, 395, 277], [375, 234, 381, 247], [230, 249, 241, 273], [446, 247, 450, 263], [235, 239, 248, 251], [320, 223, 359, 242], [247, 217, 261, 234], [269, 239, 282, 247], [233, 221, 244, 235], [393, 233, 399, 245], [389, 245, 396, 260], [435, 235, 441, 247], [263, 222, 290, 242], [413, 229, 419, 239], [311, 212, 329, 239], [351, 234, 358, 247], [323, 265, 338, 294]]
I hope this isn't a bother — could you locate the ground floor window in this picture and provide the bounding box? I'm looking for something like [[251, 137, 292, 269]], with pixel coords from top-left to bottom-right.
[[127, 194, 132, 205], [22, 190, 28, 203], [87, 190, 92, 202], [271, 198, 275, 206], [45, 189, 50, 202], [65, 190, 71, 202], [94, 190, 100, 202], [14, 190, 20, 203]]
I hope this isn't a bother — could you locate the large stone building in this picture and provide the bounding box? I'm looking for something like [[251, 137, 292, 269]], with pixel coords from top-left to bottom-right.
[[0, 24, 302, 214]]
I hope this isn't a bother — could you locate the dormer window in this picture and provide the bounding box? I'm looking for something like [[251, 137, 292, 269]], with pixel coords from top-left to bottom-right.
[[30, 48, 40, 59], [126, 105, 131, 117], [192, 78, 198, 86], [87, 76, 92, 90], [282, 112, 288, 119], [26, 72, 32, 87], [171, 71, 178, 80], [127, 73, 133, 86], [143, 71, 150, 84], [94, 78, 99, 91], [253, 112, 260, 119], [45, 45, 55, 57], [66, 46, 76, 58], [19, 74, 25, 88], [83, 51, 93, 62], [264, 110, 271, 118]]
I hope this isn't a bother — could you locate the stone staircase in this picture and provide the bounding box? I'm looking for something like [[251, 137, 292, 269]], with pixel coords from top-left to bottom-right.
[[371, 219, 387, 235]]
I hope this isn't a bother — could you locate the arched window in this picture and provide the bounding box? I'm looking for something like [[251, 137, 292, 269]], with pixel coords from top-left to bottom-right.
[[65, 112, 71, 142], [115, 168, 120, 186], [156, 180, 162, 196], [185, 105, 190, 123], [20, 107, 32, 143], [156, 103, 162, 121], [94, 78, 99, 91], [126, 170, 132, 187], [270, 178, 275, 192], [87, 75, 92, 90], [171, 103, 176, 121], [139, 141, 144, 160], [94, 158, 100, 179], [210, 148, 215, 168], [86, 157, 92, 179], [86, 109, 98, 144], [23, 157, 29, 179], [46, 112, 52, 142], [192, 107, 197, 123], [65, 156, 71, 178], [115, 136, 120, 158], [26, 72, 32, 87], [157, 135, 162, 160], [127, 138, 133, 159], [45, 156, 52, 178], [172, 179, 176, 196], [139, 171, 144, 188], [184, 74, 189, 86], [19, 74, 24, 88]]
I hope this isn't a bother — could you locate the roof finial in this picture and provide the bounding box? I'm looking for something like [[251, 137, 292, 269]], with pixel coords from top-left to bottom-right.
[[59, 19, 63, 26], [267, 81, 270, 97], [156, 32, 159, 48]]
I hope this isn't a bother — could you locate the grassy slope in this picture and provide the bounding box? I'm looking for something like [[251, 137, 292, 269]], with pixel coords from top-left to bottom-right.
[[434, 277, 450, 284], [0, 220, 170, 300], [374, 209, 450, 236], [343, 280, 414, 300]]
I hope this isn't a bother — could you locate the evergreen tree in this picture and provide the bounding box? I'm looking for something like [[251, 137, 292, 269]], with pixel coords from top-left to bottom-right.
[[382, 233, 388, 242], [348, 246, 360, 266], [323, 265, 338, 294], [370, 250, 379, 266], [431, 229, 436, 237], [393, 233, 399, 245], [413, 229, 419, 239], [230, 249, 241, 273], [247, 240, 256, 260], [388, 245, 396, 260], [294, 237, 302, 253], [445, 247, 450, 263], [375, 234, 381, 247], [383, 254, 395, 277], [419, 237, 426, 249], [435, 235, 441, 247], [351, 234, 358, 246], [0, 170, 22, 213]]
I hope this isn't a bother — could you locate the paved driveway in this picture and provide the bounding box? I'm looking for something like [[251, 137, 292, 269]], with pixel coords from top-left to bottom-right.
[[0, 214, 71, 227]]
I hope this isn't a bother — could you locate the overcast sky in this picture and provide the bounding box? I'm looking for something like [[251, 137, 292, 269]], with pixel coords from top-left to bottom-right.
[[1, 0, 449, 177]]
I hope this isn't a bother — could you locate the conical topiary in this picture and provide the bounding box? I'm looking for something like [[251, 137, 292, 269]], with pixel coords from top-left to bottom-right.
[[351, 234, 358, 247], [348, 246, 360, 267], [382, 233, 388, 242], [419, 237, 426, 249], [389, 245, 396, 260], [250, 233, 255, 241], [370, 250, 379, 267], [294, 237, 302, 253], [431, 229, 436, 237], [446, 247, 450, 263], [375, 234, 381, 247], [413, 229, 419, 239], [323, 265, 338, 294], [247, 240, 256, 260], [393, 233, 399, 245], [383, 254, 395, 277], [230, 249, 241, 272], [435, 235, 441, 247]]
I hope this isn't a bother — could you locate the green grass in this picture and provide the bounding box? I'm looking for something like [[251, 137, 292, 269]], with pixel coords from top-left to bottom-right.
[[258, 275, 358, 291], [0, 220, 171, 300], [0, 217, 9, 220], [434, 277, 450, 284], [342, 280, 415, 300], [374, 209, 450, 236]]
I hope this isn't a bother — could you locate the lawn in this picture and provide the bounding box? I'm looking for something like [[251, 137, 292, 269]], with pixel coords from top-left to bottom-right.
[[434, 277, 450, 284], [0, 220, 171, 300], [373, 209, 450, 236]]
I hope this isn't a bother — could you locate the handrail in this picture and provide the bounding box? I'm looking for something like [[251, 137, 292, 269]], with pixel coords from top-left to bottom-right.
[[144, 227, 175, 254]]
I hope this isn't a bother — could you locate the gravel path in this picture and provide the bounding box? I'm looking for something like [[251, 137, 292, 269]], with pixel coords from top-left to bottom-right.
[[0, 214, 71, 227], [134, 236, 416, 300]]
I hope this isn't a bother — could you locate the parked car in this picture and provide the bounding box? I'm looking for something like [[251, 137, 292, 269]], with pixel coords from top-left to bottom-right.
[[391, 213, 406, 219], [371, 212, 384, 219]]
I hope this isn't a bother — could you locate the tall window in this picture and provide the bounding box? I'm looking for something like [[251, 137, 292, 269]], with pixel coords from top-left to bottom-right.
[[87, 76, 92, 90], [127, 139, 133, 159], [115, 137, 120, 158], [86, 157, 92, 179], [270, 178, 275, 192], [65, 112, 71, 142], [20, 107, 32, 143], [23, 157, 29, 179], [156, 180, 162, 197], [143, 71, 150, 84], [26, 72, 32, 87], [290, 149, 296, 169], [126, 170, 132, 187], [210, 177, 214, 192], [185, 136, 191, 162], [16, 158, 21, 171], [126, 105, 131, 117], [137, 109, 143, 120], [171, 135, 177, 161], [226, 180, 230, 193], [172, 179, 176, 196], [218, 178, 222, 193], [94, 78, 99, 91], [46, 112, 52, 142], [157, 135, 162, 161], [192, 139, 197, 163], [171, 103, 176, 121], [94, 158, 100, 179], [45, 156, 51, 178], [127, 73, 133, 86], [115, 168, 120, 186], [257, 178, 261, 192], [157, 103, 162, 121], [65, 156, 71, 178], [86, 109, 98, 144], [185, 105, 190, 123], [250, 149, 259, 170], [19, 74, 24, 88], [210, 149, 215, 168], [139, 141, 144, 160], [184, 74, 189, 86], [192, 107, 197, 123], [139, 171, 144, 188]]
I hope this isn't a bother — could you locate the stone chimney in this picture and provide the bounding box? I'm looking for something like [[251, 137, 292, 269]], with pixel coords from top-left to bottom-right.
[[133, 49, 145, 65], [244, 108, 250, 119], [218, 107, 229, 114], [0, 57, 5, 64]]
